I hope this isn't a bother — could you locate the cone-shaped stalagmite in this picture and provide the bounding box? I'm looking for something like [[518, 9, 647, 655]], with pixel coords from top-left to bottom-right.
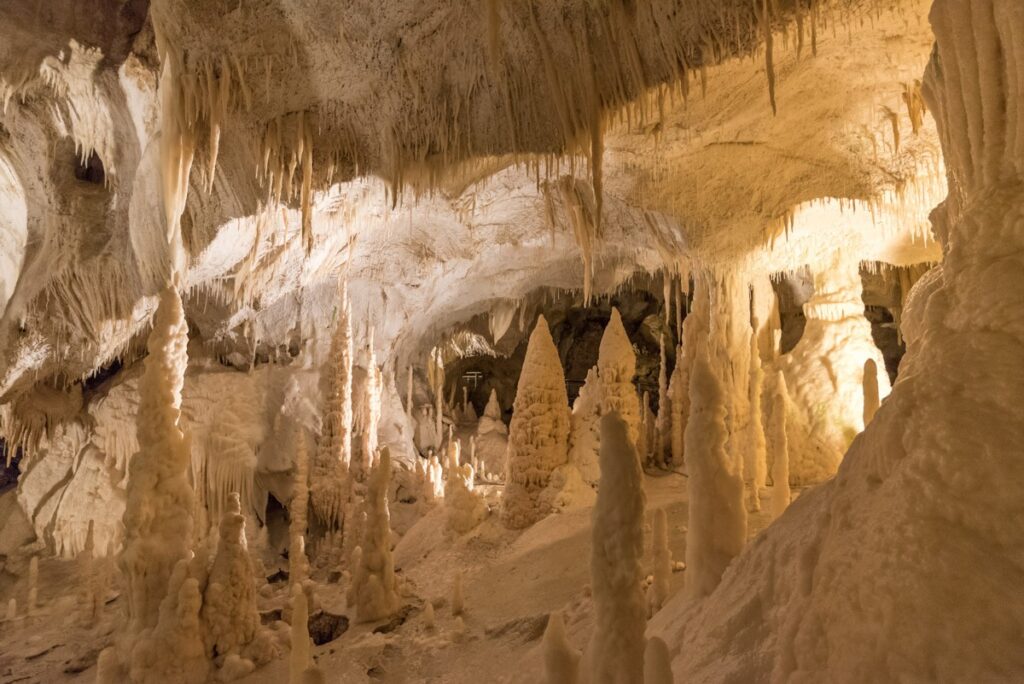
[[597, 308, 641, 453], [501, 315, 570, 529]]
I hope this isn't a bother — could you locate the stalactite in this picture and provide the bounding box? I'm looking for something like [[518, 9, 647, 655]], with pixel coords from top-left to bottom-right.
[[762, 0, 777, 115]]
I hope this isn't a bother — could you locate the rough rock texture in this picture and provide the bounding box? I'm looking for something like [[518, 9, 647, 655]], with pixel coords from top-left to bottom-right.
[[650, 3, 1024, 681], [501, 316, 570, 529], [771, 252, 892, 484]]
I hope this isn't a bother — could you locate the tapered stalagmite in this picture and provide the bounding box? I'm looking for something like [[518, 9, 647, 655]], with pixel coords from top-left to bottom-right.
[[501, 315, 570, 528], [597, 308, 641, 452], [289, 584, 311, 684], [311, 283, 353, 531], [543, 611, 580, 684], [650, 508, 672, 613], [590, 412, 646, 683], [27, 555, 37, 613], [423, 600, 435, 629], [353, 447, 399, 622], [445, 463, 486, 533], [359, 330, 382, 476], [684, 344, 746, 600], [476, 388, 508, 479], [770, 371, 791, 520], [668, 344, 688, 466], [201, 492, 264, 664], [568, 367, 602, 485], [863, 358, 880, 427], [746, 331, 768, 511], [128, 558, 209, 684], [451, 571, 464, 616], [655, 333, 670, 467], [119, 286, 194, 633], [290, 432, 310, 586]]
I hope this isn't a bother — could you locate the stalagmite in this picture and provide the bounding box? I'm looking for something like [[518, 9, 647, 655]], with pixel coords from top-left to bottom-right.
[[501, 315, 571, 529], [7, 1, 1023, 681], [445, 463, 487, 534], [597, 308, 641, 453], [128, 557, 210, 684], [311, 284, 353, 531], [360, 330, 383, 476], [776, 252, 891, 483], [668, 345, 688, 467], [27, 555, 37, 613], [589, 412, 646, 683], [542, 611, 580, 684], [637, 392, 650, 465], [569, 367, 602, 485], [643, 637, 674, 684], [416, 406, 441, 454], [649, 508, 672, 614], [770, 371, 792, 520], [684, 344, 746, 600], [445, 434, 461, 473], [289, 584, 311, 684], [201, 492, 265, 666], [451, 571, 464, 616], [353, 447, 399, 622], [746, 332, 768, 512], [290, 432, 311, 586], [425, 453, 445, 501], [433, 349, 445, 446], [79, 520, 103, 627], [120, 286, 194, 635], [406, 366, 414, 420], [863, 358, 880, 427], [655, 333, 670, 468]]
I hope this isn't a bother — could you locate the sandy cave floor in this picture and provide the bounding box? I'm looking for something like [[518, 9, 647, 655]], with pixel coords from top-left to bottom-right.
[[0, 465, 790, 684]]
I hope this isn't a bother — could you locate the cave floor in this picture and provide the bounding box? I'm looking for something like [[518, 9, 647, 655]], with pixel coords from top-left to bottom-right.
[[0, 470, 785, 684]]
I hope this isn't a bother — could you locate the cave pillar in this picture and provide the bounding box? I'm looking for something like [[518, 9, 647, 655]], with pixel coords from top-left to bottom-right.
[[771, 252, 890, 484]]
